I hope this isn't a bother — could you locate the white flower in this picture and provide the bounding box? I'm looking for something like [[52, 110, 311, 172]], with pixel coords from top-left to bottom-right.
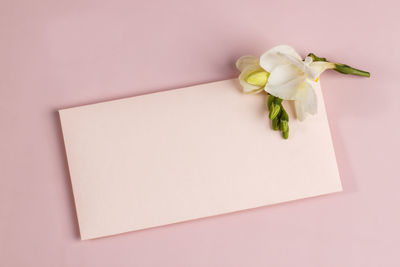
[[259, 45, 334, 121], [236, 55, 267, 94], [236, 45, 369, 138]]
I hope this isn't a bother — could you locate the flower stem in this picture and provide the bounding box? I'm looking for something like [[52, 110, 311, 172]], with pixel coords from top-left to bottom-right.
[[307, 53, 370, 78], [334, 64, 370, 77]]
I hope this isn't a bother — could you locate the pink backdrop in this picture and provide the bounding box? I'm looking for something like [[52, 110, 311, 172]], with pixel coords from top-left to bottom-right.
[[1, 0, 399, 266]]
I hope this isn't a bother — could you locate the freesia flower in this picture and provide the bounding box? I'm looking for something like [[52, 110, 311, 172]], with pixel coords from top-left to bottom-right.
[[260, 45, 334, 121], [236, 55, 268, 94], [237, 45, 334, 120], [236, 45, 369, 138]]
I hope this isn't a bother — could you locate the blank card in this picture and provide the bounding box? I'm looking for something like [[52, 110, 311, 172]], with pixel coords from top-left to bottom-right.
[[59, 79, 342, 240]]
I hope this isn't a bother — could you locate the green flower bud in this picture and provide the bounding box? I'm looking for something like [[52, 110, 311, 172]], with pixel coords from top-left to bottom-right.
[[282, 130, 289, 139], [269, 102, 281, 120], [280, 108, 289, 122], [272, 117, 280, 130], [280, 120, 288, 133], [267, 94, 275, 110]]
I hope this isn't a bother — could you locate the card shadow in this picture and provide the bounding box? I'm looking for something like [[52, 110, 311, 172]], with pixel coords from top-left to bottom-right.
[[53, 111, 81, 240]]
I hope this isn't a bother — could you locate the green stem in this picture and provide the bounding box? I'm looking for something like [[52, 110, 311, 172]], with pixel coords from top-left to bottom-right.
[[307, 53, 370, 78], [334, 64, 370, 77]]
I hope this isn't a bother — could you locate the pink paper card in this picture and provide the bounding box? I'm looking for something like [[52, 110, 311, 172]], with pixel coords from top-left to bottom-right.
[[59, 79, 342, 240]]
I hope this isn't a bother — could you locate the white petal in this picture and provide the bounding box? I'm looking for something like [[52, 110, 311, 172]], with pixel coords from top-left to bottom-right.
[[308, 61, 335, 78], [295, 99, 306, 121], [259, 45, 302, 73], [279, 53, 307, 72], [294, 80, 318, 121], [264, 64, 304, 100], [236, 55, 259, 72], [239, 65, 264, 94], [267, 63, 302, 86], [281, 53, 319, 80]]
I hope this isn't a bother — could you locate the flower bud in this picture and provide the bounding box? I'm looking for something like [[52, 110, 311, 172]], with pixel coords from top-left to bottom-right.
[[282, 130, 289, 139], [280, 120, 288, 133], [280, 108, 289, 121], [267, 95, 275, 110], [269, 103, 280, 120], [272, 117, 280, 130]]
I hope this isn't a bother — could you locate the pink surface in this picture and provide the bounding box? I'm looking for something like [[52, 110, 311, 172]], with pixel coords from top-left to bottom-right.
[[0, 0, 398, 266], [60, 79, 341, 240]]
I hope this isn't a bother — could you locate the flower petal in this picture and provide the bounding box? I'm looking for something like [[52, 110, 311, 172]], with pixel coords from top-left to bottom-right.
[[259, 45, 302, 73], [308, 61, 335, 78], [239, 65, 264, 94], [264, 64, 304, 100], [267, 63, 302, 86], [294, 80, 318, 121], [281, 54, 321, 80], [236, 55, 259, 72]]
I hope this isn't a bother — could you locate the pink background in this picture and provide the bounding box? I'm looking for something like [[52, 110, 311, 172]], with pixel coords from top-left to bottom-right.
[[1, 0, 399, 266]]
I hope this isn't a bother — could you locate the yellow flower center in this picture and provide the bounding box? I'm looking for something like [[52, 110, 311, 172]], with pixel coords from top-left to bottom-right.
[[245, 70, 269, 87]]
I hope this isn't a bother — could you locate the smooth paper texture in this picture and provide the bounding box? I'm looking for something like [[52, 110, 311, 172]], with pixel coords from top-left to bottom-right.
[[59, 79, 342, 240]]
